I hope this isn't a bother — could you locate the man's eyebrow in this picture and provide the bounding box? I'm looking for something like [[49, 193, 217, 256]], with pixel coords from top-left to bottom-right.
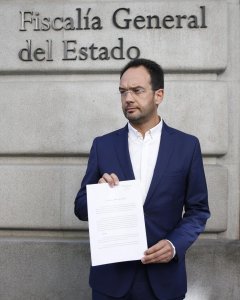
[[119, 85, 143, 90]]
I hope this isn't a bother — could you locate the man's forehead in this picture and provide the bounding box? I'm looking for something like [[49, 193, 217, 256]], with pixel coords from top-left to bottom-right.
[[120, 66, 151, 87]]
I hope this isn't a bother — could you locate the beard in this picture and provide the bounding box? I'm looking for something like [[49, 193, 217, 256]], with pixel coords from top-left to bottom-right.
[[123, 107, 153, 125]]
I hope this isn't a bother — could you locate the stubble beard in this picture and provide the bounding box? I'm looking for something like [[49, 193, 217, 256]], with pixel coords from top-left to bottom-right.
[[124, 108, 141, 123], [124, 109, 151, 126]]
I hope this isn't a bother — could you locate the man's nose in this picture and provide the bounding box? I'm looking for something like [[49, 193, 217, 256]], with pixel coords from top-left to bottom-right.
[[124, 90, 135, 102]]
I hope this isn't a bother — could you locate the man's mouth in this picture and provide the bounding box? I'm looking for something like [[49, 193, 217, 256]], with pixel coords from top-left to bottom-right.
[[126, 107, 137, 113]]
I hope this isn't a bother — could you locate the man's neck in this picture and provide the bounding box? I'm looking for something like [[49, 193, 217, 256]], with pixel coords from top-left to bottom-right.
[[130, 116, 161, 137]]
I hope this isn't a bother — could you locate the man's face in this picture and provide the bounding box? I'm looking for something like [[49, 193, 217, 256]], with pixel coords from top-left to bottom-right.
[[119, 66, 163, 125]]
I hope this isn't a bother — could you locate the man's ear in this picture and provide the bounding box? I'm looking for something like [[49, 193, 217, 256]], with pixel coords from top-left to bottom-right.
[[155, 89, 164, 105]]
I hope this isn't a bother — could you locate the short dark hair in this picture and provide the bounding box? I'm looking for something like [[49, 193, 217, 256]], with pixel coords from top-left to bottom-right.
[[120, 58, 164, 90]]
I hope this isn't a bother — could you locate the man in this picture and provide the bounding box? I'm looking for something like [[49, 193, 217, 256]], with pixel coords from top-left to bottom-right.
[[75, 58, 210, 300]]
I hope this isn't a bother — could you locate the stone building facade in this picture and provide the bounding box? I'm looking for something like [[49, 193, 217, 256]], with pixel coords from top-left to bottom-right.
[[0, 0, 239, 299]]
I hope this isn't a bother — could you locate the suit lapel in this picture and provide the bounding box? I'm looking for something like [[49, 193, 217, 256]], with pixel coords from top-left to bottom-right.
[[112, 123, 175, 203], [144, 122, 175, 207], [114, 125, 135, 181]]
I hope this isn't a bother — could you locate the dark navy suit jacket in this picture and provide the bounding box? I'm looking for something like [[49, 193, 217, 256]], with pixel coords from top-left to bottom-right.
[[75, 122, 210, 300]]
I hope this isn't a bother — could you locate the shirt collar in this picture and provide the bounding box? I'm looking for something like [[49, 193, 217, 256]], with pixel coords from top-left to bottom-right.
[[128, 117, 163, 140]]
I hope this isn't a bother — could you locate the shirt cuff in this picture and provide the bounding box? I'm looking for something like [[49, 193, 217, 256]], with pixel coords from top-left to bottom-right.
[[166, 239, 176, 258]]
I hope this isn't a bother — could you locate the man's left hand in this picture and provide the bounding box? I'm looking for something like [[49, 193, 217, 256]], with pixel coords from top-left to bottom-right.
[[141, 240, 174, 264]]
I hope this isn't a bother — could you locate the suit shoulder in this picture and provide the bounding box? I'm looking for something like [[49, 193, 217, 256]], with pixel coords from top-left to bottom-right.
[[93, 127, 126, 143], [166, 124, 200, 145]]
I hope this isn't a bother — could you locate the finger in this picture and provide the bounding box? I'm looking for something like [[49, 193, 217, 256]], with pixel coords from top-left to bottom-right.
[[142, 240, 174, 264], [143, 256, 171, 264], [101, 173, 119, 187], [98, 174, 111, 184], [144, 240, 165, 255], [98, 177, 106, 184], [110, 173, 119, 185], [143, 249, 167, 262], [142, 251, 172, 264], [145, 239, 173, 255], [143, 249, 171, 262]]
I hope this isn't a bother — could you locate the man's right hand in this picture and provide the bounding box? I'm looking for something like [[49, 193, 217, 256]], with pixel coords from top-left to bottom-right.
[[98, 173, 119, 187]]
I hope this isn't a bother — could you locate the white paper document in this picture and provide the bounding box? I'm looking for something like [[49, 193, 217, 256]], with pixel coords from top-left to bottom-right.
[[87, 180, 147, 266]]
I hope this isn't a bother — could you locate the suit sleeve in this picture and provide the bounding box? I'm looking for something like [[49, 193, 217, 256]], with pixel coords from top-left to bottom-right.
[[74, 138, 100, 221], [166, 138, 210, 261]]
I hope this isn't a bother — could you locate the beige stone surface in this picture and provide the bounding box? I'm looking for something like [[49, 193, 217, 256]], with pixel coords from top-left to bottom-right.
[[0, 0, 227, 73], [204, 165, 228, 232], [0, 162, 227, 232], [0, 80, 227, 154], [0, 160, 88, 229]]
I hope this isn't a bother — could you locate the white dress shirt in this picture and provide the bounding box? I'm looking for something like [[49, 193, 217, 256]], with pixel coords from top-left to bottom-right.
[[128, 119, 162, 204], [128, 119, 176, 257]]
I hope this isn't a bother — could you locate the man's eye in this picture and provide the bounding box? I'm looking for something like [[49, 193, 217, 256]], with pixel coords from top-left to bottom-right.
[[133, 88, 143, 94]]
